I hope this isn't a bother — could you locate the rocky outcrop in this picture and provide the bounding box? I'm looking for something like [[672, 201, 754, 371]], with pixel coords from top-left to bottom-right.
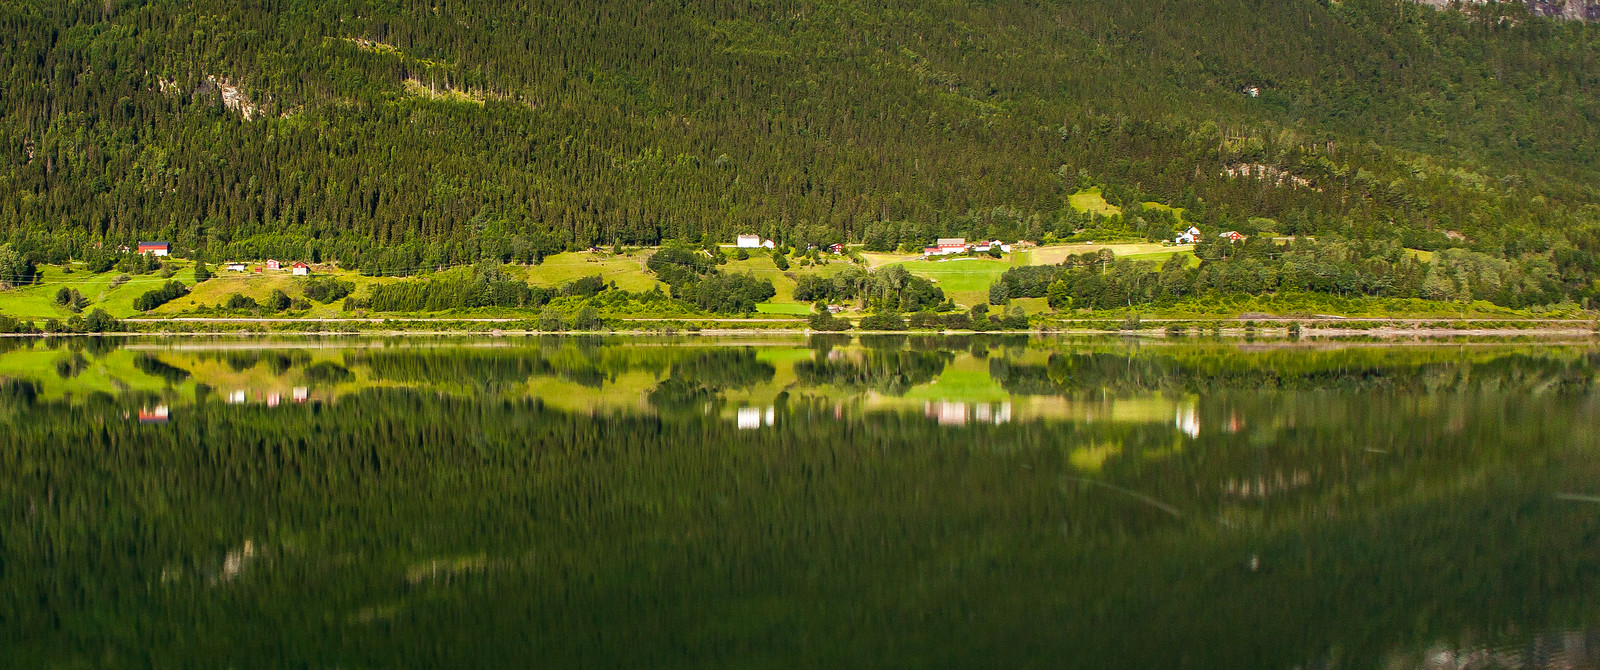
[[1414, 0, 1600, 21]]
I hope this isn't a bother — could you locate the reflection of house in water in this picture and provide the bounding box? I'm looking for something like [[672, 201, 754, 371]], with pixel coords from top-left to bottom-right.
[[1393, 629, 1600, 670], [1174, 406, 1200, 438], [736, 406, 776, 430], [138, 405, 170, 423], [266, 393, 281, 408], [293, 387, 308, 403], [1222, 470, 1311, 499], [228, 390, 247, 404], [924, 401, 1012, 426]]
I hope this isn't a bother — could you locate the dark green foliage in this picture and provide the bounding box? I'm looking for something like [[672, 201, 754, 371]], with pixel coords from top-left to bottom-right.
[[0, 244, 36, 289], [54, 287, 88, 313], [365, 263, 544, 312], [993, 265, 1059, 302], [193, 261, 212, 283], [225, 293, 259, 310], [773, 254, 790, 271], [132, 280, 190, 312], [559, 275, 607, 299], [539, 307, 566, 332], [117, 253, 162, 276], [2, 0, 1593, 291], [675, 273, 776, 314], [572, 306, 605, 331], [907, 311, 944, 330], [0, 314, 36, 334], [859, 312, 908, 331], [808, 311, 852, 331], [265, 289, 291, 313], [0, 0, 1598, 308], [82, 309, 118, 333], [303, 277, 355, 303], [647, 244, 715, 288]]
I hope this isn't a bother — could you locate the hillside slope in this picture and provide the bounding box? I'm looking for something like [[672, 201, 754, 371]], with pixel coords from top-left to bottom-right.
[[1, 0, 1597, 283]]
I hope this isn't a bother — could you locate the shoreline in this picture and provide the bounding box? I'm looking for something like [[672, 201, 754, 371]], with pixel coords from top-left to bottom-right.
[[3, 325, 1597, 340]]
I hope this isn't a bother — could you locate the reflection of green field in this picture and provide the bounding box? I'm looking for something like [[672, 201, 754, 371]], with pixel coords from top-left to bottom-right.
[[0, 348, 191, 399], [902, 356, 1010, 403]]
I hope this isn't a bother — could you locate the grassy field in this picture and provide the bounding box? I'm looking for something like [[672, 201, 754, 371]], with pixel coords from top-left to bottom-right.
[[2, 262, 211, 319], [888, 258, 1012, 306], [1029, 242, 1171, 265], [0, 244, 1194, 321], [1068, 187, 1122, 217], [514, 251, 661, 292], [756, 303, 813, 315]]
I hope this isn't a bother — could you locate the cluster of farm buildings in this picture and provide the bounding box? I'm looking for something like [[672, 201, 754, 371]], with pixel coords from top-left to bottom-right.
[[135, 241, 312, 275]]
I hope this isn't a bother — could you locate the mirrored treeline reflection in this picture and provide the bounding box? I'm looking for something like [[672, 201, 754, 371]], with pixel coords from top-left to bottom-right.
[[1, 335, 1598, 668]]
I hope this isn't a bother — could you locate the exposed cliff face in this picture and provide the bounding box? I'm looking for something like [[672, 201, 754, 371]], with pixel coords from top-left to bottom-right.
[[1416, 0, 1599, 21]]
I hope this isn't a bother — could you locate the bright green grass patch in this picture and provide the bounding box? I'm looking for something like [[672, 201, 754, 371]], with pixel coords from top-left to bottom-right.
[[1, 263, 200, 319], [1405, 248, 1435, 262], [894, 258, 1012, 307], [519, 251, 661, 292], [1068, 187, 1122, 217], [756, 302, 812, 315]]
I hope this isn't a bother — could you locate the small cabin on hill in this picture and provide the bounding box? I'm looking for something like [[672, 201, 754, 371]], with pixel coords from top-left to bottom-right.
[[226, 262, 248, 272], [291, 262, 309, 276], [736, 234, 762, 248], [265, 259, 281, 270], [137, 242, 170, 257]]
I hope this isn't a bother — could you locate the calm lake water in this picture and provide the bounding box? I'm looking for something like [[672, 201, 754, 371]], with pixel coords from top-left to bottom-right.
[[2, 334, 1599, 668]]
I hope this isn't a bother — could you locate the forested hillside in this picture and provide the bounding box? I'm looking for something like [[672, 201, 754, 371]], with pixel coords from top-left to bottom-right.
[[2, 0, 1598, 289]]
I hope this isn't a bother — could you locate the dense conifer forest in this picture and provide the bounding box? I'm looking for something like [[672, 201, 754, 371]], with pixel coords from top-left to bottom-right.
[[2, 0, 1599, 307]]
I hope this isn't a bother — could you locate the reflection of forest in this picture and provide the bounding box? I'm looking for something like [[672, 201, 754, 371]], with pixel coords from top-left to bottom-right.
[[0, 337, 1598, 666]]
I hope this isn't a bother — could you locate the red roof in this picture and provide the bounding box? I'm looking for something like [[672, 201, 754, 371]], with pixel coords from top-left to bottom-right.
[[292, 262, 308, 269]]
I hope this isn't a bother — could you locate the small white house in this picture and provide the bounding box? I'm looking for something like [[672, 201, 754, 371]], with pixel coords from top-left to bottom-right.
[[137, 242, 170, 257], [291, 262, 310, 276], [1174, 226, 1202, 245], [761, 239, 776, 249], [226, 262, 248, 272], [736, 234, 762, 248]]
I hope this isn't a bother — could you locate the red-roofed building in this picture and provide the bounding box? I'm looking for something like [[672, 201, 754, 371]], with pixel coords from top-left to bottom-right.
[[136, 242, 170, 257]]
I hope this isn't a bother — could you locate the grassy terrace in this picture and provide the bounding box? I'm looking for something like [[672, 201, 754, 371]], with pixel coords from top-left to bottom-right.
[[0, 244, 1586, 327]]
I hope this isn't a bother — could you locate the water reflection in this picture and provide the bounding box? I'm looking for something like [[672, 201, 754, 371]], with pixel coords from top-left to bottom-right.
[[0, 335, 1597, 668]]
